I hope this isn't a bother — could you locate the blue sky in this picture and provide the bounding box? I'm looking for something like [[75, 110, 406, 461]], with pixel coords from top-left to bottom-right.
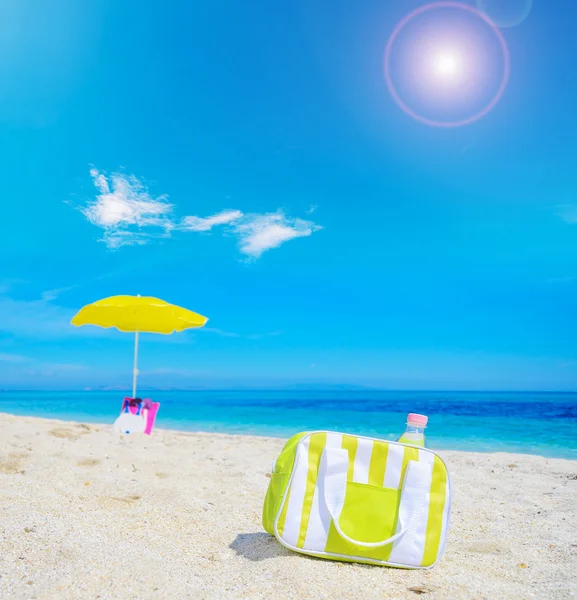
[[1, 0, 577, 391]]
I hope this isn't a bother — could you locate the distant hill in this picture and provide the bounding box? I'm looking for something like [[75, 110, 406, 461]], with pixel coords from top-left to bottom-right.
[[277, 383, 378, 391], [85, 382, 381, 392]]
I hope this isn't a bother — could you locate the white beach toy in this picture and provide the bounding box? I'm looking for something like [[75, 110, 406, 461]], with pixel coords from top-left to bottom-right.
[[113, 411, 146, 434], [113, 398, 147, 434]]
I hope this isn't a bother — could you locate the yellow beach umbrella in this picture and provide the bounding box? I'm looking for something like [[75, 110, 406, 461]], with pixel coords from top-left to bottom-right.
[[71, 295, 208, 397]]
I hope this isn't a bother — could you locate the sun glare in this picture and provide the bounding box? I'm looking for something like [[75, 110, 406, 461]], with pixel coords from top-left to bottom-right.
[[384, 1, 511, 127]]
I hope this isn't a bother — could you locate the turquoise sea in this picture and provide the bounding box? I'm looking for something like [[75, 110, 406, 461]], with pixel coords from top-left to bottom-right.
[[1, 390, 575, 459]]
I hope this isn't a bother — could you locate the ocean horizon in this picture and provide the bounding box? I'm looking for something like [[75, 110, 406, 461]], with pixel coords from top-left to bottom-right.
[[1, 389, 575, 460]]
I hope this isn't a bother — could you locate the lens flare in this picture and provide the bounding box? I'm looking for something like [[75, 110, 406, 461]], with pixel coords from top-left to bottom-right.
[[384, 2, 510, 128], [476, 0, 533, 29]]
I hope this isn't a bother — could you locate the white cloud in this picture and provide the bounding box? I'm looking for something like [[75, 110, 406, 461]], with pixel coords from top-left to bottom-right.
[[181, 210, 243, 232], [234, 212, 321, 258], [181, 209, 321, 257], [41, 284, 78, 301], [557, 205, 577, 224], [202, 327, 242, 338], [0, 295, 112, 339], [81, 169, 173, 248], [15, 363, 88, 379], [79, 168, 322, 257], [0, 279, 27, 294], [247, 330, 283, 340], [145, 367, 213, 377], [202, 327, 283, 339], [0, 353, 30, 363], [103, 230, 158, 249]]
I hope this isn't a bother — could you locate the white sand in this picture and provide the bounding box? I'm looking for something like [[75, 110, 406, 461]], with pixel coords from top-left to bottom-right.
[[0, 412, 575, 600]]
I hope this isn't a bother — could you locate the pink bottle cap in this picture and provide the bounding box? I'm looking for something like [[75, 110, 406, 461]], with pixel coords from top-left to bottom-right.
[[407, 413, 428, 426]]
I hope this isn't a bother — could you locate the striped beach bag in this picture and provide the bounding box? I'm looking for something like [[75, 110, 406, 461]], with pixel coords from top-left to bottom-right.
[[263, 431, 451, 569]]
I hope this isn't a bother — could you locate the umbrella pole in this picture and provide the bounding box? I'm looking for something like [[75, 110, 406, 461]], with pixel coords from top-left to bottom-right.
[[132, 330, 139, 398]]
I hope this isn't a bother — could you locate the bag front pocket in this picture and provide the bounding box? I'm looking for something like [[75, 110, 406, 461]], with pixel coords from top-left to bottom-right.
[[325, 482, 401, 560]]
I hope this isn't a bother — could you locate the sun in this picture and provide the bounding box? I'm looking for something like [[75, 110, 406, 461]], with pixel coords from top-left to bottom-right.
[[435, 53, 459, 77]]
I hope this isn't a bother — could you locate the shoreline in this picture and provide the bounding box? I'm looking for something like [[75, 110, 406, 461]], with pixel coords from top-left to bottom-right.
[[1, 411, 574, 461], [1, 412, 576, 599]]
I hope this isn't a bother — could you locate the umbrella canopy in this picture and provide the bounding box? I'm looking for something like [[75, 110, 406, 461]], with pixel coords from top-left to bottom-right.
[[71, 295, 208, 396], [71, 295, 207, 333]]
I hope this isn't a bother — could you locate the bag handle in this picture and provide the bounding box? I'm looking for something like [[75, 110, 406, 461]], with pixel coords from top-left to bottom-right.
[[321, 447, 430, 548]]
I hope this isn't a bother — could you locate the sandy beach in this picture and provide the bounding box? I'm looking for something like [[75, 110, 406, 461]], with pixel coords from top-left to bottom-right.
[[0, 413, 575, 600]]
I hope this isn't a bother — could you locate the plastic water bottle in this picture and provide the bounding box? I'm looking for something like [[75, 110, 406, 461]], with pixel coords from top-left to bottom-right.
[[397, 413, 428, 447]]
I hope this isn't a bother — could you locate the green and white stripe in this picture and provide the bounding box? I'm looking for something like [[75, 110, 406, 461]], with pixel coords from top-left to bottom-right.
[[272, 431, 451, 569]]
